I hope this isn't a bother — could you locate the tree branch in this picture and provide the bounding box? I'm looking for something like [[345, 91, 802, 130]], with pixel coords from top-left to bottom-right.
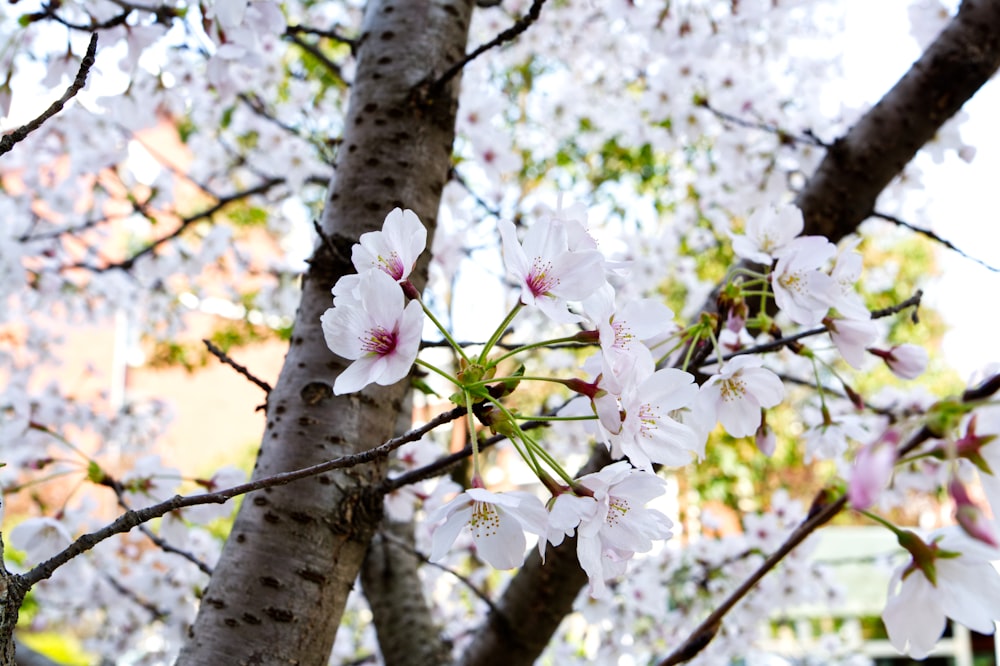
[[431, 0, 548, 93], [872, 210, 1000, 273], [19, 406, 466, 589], [0, 33, 98, 157], [66, 177, 284, 272], [698, 98, 829, 148], [203, 339, 273, 395], [795, 0, 1000, 243]]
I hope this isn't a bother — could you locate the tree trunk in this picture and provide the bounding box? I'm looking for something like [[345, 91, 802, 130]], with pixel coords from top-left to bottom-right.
[[176, 2, 474, 663], [1, 534, 27, 666]]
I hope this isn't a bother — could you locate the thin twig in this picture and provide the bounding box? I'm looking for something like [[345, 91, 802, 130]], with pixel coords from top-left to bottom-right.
[[20, 405, 467, 588], [871, 210, 1000, 273], [0, 33, 98, 157], [99, 571, 170, 621], [699, 290, 923, 366], [284, 32, 349, 85], [377, 529, 503, 617], [698, 98, 830, 149], [203, 339, 272, 395], [66, 177, 284, 272], [431, 0, 548, 92], [104, 476, 214, 575], [285, 23, 357, 53], [449, 167, 502, 219]]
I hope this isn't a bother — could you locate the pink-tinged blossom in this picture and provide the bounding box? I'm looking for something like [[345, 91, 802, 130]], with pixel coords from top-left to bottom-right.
[[882, 527, 1000, 659], [870, 344, 929, 380], [848, 430, 899, 510], [582, 284, 676, 391], [498, 218, 606, 323], [730, 204, 803, 264], [825, 316, 878, 369], [428, 488, 548, 569], [321, 269, 423, 395], [755, 420, 776, 456], [771, 235, 837, 325], [351, 208, 426, 282], [699, 356, 784, 438], [964, 405, 1000, 533], [570, 462, 674, 599], [608, 368, 701, 470], [827, 239, 870, 320]]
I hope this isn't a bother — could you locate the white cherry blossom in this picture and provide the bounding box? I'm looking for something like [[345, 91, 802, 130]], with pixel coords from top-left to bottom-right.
[[730, 204, 803, 264], [499, 217, 606, 323], [583, 284, 676, 392], [871, 343, 929, 380], [321, 269, 423, 394], [883, 527, 1000, 659], [826, 316, 879, 369], [563, 462, 674, 599], [608, 367, 702, 470], [351, 208, 427, 282], [771, 235, 837, 325], [699, 355, 784, 438], [428, 487, 548, 569]]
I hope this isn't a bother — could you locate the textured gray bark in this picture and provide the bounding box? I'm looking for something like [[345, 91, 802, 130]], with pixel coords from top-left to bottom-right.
[[0, 534, 25, 666], [796, 0, 1000, 242], [361, 519, 451, 666], [360, 393, 450, 665], [459, 3, 1000, 665], [176, 1, 474, 664]]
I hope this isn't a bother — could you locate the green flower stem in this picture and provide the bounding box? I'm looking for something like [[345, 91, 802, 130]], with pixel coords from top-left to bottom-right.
[[487, 335, 587, 368], [655, 338, 686, 368], [680, 328, 704, 374], [484, 395, 575, 486], [28, 422, 92, 461], [415, 358, 461, 387], [727, 267, 769, 282], [463, 375, 575, 390], [464, 390, 482, 481], [859, 509, 907, 538], [418, 298, 472, 364], [478, 302, 523, 365], [514, 414, 597, 422]]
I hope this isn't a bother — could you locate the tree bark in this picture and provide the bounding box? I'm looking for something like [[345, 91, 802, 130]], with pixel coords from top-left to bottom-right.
[[1, 534, 27, 666], [361, 519, 452, 666], [796, 0, 1000, 242], [176, 2, 474, 664], [459, 3, 1000, 665]]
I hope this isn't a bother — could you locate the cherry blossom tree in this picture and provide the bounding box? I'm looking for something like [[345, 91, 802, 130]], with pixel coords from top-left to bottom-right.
[[3, 1, 1000, 665]]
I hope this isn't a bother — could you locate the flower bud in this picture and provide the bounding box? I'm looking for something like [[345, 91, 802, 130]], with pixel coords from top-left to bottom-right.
[[869, 344, 928, 380], [950, 477, 999, 547], [848, 430, 899, 510]]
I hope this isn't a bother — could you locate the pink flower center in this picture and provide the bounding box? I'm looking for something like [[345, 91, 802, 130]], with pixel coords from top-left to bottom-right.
[[377, 252, 405, 281], [526, 258, 558, 297], [361, 325, 398, 357]]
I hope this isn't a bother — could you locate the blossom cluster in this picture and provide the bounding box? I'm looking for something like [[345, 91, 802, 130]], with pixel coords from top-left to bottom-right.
[[318, 204, 939, 611]]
